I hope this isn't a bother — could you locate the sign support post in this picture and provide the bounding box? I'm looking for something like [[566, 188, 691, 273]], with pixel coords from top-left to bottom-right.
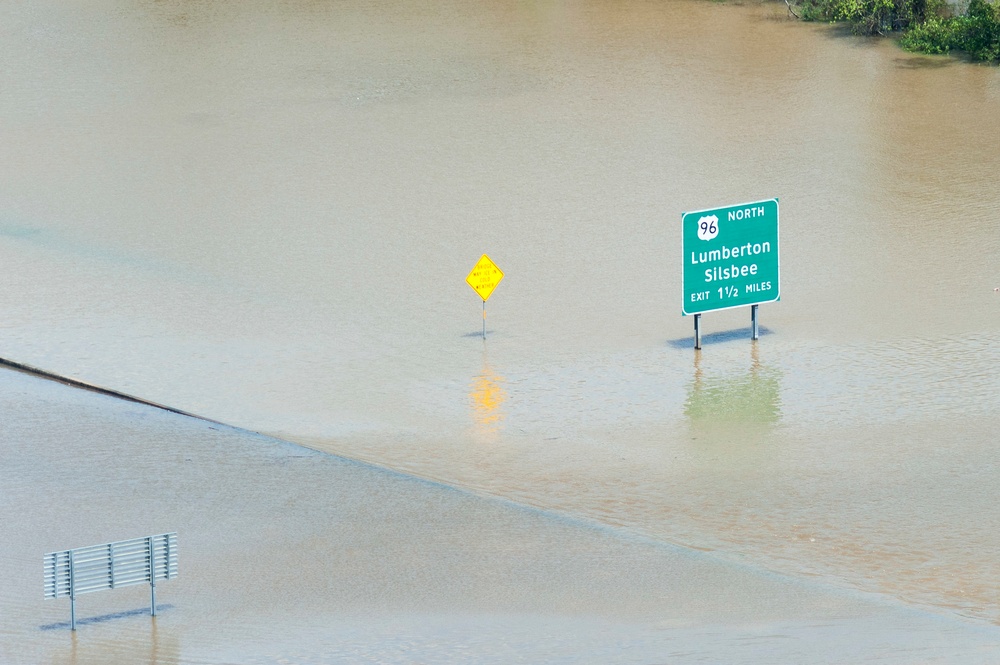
[[751, 304, 759, 341], [694, 314, 701, 350]]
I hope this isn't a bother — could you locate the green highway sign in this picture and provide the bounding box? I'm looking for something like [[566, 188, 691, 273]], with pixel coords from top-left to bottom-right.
[[682, 198, 779, 316]]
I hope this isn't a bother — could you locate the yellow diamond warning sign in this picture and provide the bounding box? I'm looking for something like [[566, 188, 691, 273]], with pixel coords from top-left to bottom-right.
[[466, 254, 504, 302]]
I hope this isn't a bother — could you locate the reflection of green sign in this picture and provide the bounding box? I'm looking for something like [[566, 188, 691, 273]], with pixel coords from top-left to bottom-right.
[[682, 199, 779, 315], [684, 368, 782, 425]]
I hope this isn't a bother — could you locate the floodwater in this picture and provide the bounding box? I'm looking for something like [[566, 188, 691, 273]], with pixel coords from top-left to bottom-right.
[[8, 367, 1000, 664], [1, 0, 1000, 657]]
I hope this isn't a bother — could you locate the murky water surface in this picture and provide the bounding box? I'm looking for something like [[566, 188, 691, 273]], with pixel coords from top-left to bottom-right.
[[2, 0, 1000, 650], [8, 369, 1000, 664]]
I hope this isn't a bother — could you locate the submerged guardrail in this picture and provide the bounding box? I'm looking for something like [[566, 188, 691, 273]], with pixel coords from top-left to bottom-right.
[[44, 533, 177, 630]]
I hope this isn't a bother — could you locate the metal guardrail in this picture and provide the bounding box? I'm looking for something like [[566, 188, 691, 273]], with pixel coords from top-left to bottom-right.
[[44, 533, 177, 630]]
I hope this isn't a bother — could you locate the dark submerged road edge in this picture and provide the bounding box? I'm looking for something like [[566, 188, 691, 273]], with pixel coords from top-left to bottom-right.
[[0, 356, 231, 428]]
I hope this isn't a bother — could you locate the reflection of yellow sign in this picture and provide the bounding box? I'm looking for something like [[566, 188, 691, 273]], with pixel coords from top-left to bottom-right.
[[466, 254, 504, 302], [471, 365, 506, 434]]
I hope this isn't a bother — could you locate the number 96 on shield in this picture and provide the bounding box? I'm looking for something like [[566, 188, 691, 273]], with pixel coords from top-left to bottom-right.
[[697, 215, 719, 241]]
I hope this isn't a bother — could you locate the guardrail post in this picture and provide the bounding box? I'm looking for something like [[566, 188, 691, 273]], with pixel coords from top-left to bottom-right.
[[148, 536, 156, 617], [69, 551, 77, 631]]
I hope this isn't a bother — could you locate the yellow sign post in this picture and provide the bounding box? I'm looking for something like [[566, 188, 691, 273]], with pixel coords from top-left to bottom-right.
[[466, 254, 504, 339]]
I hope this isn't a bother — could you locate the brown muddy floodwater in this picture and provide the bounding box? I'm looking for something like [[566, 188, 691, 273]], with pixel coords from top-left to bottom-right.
[[6, 367, 1000, 664], [1, 0, 1000, 658]]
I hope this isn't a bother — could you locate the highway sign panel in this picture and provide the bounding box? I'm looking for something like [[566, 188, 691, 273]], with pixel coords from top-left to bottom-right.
[[466, 254, 504, 302], [682, 198, 779, 315]]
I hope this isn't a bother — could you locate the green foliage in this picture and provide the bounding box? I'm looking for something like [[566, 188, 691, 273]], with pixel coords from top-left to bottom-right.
[[792, 0, 999, 61], [796, 0, 834, 22], [962, 0, 1000, 60], [899, 16, 964, 52], [856, 0, 905, 31], [795, 0, 927, 33], [899, 0, 1000, 61], [836, 0, 899, 33]]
